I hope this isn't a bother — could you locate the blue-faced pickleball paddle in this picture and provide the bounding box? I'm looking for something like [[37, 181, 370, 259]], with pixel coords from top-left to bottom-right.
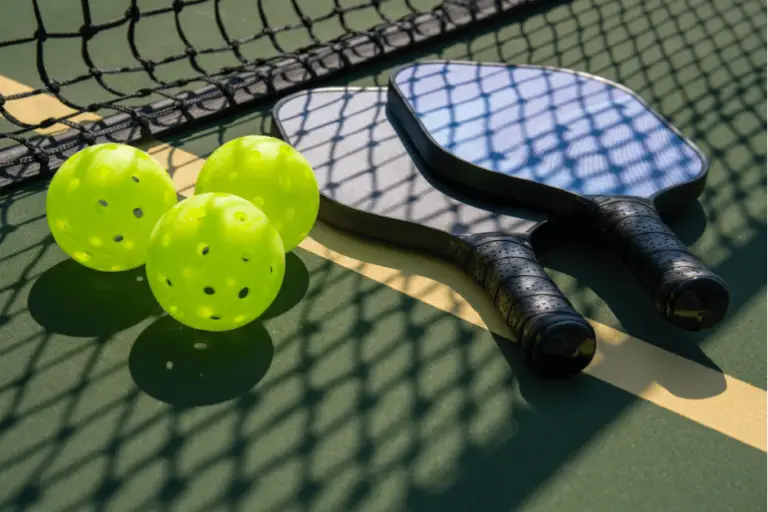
[[388, 60, 729, 331], [272, 87, 596, 379]]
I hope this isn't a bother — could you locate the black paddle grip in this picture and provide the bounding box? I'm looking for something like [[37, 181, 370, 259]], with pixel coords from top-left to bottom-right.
[[593, 197, 729, 331], [451, 233, 596, 379]]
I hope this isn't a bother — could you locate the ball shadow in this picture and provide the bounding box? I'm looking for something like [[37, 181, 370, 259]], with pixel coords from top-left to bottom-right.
[[28, 259, 161, 337], [260, 251, 310, 320], [129, 316, 274, 407]]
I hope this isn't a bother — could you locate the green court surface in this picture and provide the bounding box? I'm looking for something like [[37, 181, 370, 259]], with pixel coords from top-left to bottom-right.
[[0, 0, 766, 510]]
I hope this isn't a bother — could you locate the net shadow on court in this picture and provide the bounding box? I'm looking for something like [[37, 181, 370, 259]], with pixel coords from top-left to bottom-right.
[[0, 0, 764, 510]]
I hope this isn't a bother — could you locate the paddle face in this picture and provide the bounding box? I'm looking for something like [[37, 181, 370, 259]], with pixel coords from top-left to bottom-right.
[[272, 87, 542, 240], [390, 61, 706, 199], [272, 87, 598, 378]]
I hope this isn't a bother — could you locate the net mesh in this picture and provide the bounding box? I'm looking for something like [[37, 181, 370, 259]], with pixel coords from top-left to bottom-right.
[[0, 0, 546, 187]]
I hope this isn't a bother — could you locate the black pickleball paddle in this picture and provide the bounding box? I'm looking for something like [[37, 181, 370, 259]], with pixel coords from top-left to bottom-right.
[[388, 60, 729, 331], [272, 87, 596, 379]]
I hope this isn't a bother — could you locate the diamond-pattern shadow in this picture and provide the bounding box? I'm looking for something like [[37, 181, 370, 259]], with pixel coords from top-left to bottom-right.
[[0, 0, 764, 510]]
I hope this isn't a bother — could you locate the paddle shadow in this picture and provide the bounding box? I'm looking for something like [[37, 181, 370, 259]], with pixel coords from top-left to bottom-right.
[[536, 223, 728, 400], [129, 316, 273, 407], [400, 327, 636, 512], [659, 201, 709, 246]]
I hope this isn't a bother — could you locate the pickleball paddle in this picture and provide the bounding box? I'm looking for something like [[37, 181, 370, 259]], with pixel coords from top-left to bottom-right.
[[271, 87, 596, 379], [388, 60, 729, 331]]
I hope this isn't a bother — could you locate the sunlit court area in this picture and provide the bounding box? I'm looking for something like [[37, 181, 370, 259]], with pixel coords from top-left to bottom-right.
[[0, 0, 765, 510]]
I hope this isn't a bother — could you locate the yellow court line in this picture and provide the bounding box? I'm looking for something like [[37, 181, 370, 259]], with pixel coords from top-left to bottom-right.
[[2, 75, 765, 452], [0, 77, 101, 135]]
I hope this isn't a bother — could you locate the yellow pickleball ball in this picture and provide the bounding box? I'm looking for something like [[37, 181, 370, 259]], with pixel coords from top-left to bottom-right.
[[46, 143, 177, 272], [194, 135, 319, 252], [145, 193, 286, 332]]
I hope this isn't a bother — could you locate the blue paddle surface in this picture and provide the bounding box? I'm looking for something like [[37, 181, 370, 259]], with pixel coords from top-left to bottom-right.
[[391, 61, 704, 198]]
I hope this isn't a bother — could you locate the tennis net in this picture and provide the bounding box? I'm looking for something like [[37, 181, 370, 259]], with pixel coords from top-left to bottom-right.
[[0, 0, 550, 187]]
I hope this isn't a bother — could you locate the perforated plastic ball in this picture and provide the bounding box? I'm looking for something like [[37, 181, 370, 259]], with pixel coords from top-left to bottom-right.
[[145, 192, 286, 332], [194, 135, 319, 252], [46, 143, 178, 272]]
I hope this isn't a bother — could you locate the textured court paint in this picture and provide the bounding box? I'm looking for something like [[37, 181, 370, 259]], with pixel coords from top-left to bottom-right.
[[303, 226, 767, 452], [393, 62, 705, 198], [0, 0, 766, 508], [2, 73, 765, 452], [1, 184, 764, 512]]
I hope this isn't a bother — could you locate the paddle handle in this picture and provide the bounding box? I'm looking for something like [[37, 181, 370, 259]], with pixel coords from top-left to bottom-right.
[[452, 233, 596, 379], [593, 196, 729, 331]]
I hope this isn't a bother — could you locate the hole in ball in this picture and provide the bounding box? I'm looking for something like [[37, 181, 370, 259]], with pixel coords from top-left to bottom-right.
[[270, 265, 273, 273], [132, 175, 140, 183], [238, 287, 249, 299], [201, 246, 210, 256], [114, 234, 124, 242], [133, 208, 144, 219], [166, 278, 172, 287], [241, 254, 250, 262], [204, 287, 215, 295], [98, 199, 108, 207], [210, 315, 221, 320], [235, 211, 247, 222]]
